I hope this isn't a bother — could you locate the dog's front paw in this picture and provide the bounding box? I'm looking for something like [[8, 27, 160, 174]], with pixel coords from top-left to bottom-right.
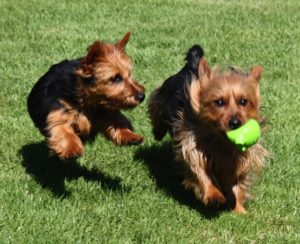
[[203, 185, 226, 208], [233, 204, 246, 214], [118, 129, 144, 145]]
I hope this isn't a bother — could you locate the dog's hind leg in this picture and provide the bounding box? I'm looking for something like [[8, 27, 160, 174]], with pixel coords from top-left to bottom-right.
[[46, 109, 84, 160], [47, 124, 84, 160]]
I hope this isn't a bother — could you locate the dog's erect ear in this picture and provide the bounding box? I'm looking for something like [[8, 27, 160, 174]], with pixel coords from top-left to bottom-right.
[[115, 32, 131, 51], [250, 65, 263, 83], [85, 41, 103, 63], [189, 59, 211, 114], [189, 78, 201, 115], [198, 58, 211, 84], [77, 41, 103, 77]]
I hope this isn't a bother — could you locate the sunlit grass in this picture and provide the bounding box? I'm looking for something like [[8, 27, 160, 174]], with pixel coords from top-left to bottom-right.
[[0, 0, 299, 242]]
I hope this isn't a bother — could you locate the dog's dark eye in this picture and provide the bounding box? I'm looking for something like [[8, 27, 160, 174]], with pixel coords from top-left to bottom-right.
[[214, 99, 225, 107], [112, 74, 123, 83], [239, 98, 248, 106]]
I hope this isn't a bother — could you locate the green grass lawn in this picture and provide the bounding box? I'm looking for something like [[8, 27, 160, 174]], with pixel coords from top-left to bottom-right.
[[0, 0, 299, 242]]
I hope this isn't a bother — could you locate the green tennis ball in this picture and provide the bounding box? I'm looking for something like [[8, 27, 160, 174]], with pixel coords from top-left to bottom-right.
[[226, 119, 261, 152]]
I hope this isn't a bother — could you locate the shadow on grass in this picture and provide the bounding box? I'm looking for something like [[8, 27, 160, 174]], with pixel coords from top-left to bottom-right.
[[134, 141, 221, 219], [19, 141, 125, 198]]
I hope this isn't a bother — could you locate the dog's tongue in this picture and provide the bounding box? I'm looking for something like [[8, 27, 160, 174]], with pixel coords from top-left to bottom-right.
[[226, 119, 261, 152]]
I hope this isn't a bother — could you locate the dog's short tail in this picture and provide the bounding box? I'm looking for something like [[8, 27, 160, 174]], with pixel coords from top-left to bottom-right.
[[185, 44, 204, 76]]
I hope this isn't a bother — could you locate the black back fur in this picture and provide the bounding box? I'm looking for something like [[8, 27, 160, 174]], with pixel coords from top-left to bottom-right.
[[27, 59, 82, 135], [148, 44, 204, 140]]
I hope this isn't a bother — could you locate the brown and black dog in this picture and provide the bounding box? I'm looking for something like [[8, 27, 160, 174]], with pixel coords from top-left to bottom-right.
[[28, 32, 145, 160], [148, 45, 269, 213]]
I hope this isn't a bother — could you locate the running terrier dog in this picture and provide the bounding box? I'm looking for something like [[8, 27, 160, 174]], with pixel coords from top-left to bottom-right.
[[28, 32, 145, 160], [148, 45, 269, 213]]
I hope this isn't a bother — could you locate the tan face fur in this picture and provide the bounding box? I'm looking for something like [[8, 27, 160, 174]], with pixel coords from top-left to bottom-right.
[[76, 32, 145, 110], [190, 59, 263, 132]]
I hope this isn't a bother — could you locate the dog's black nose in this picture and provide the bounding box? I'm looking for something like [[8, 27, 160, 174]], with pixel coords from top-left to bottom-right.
[[135, 92, 145, 102], [229, 117, 242, 130]]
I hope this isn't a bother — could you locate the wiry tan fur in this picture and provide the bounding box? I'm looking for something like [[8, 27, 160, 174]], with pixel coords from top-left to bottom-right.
[[177, 62, 270, 213], [173, 106, 270, 213]]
